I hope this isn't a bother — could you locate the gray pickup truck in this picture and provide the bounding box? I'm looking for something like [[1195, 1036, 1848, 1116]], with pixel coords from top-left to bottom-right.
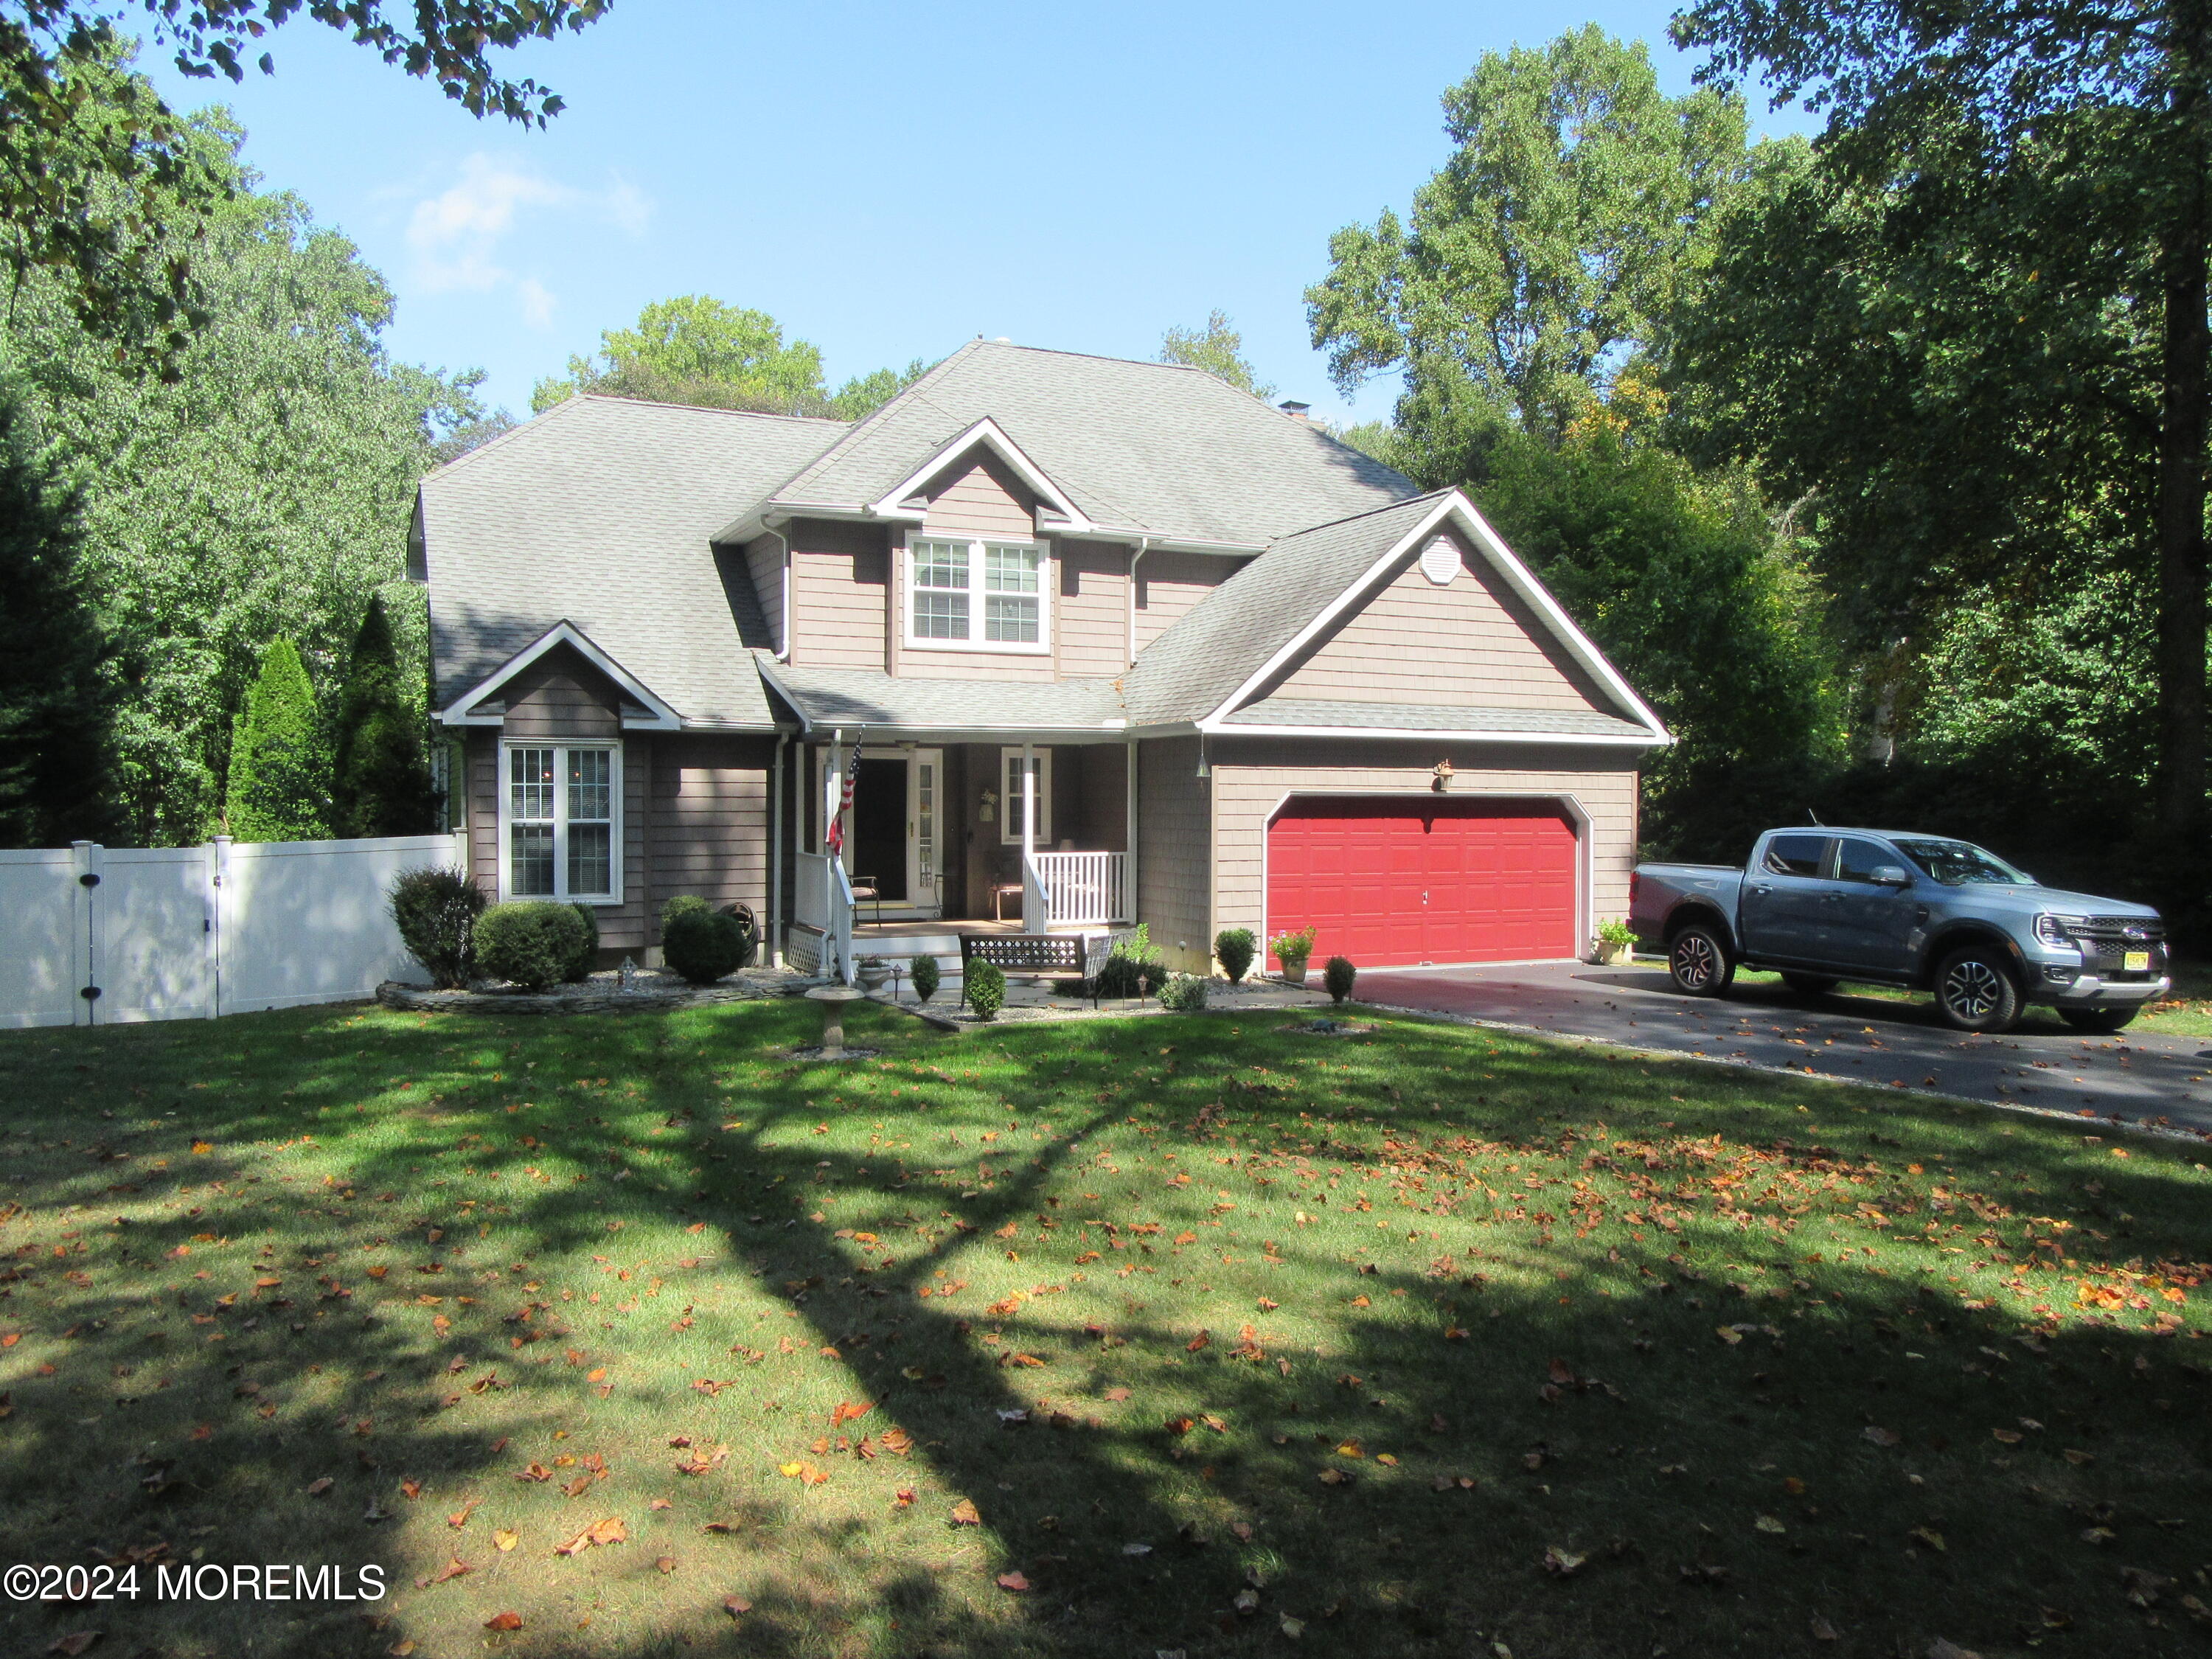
[[1630, 827, 2168, 1034]]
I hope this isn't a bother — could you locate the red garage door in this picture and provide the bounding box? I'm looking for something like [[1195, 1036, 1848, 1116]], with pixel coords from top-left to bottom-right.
[[1266, 798, 1578, 969]]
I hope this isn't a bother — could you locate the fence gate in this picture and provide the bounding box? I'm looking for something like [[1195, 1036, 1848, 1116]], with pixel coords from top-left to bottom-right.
[[89, 845, 215, 1023], [0, 849, 83, 1029]]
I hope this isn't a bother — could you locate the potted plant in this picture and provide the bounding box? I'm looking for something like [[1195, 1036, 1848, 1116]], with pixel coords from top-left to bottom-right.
[[856, 956, 893, 994], [1593, 917, 1638, 965], [1269, 926, 1316, 987]]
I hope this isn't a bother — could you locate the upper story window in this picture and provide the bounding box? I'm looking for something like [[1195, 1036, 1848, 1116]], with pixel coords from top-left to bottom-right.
[[503, 742, 620, 902], [907, 536, 1048, 653]]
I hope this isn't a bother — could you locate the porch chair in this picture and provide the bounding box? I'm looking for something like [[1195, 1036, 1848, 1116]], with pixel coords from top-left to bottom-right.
[[847, 874, 883, 925]]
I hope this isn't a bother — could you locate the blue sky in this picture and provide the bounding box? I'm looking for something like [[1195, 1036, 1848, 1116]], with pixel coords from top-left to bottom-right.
[[139, 0, 1809, 426]]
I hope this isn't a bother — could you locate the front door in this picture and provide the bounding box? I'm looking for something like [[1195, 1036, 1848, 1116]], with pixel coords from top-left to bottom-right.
[[826, 747, 943, 917]]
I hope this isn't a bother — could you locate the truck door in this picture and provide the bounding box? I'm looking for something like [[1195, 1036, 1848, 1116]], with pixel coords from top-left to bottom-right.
[[1825, 836, 1919, 974], [1738, 832, 1834, 961]]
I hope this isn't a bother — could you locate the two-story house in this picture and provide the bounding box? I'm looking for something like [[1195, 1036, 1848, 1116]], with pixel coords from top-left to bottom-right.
[[411, 339, 1668, 978]]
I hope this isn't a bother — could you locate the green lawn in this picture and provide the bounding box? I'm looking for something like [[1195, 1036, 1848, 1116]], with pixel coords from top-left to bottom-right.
[[3, 999, 2210, 1659]]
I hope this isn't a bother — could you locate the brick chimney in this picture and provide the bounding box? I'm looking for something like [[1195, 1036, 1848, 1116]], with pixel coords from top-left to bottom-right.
[[1279, 400, 1312, 421]]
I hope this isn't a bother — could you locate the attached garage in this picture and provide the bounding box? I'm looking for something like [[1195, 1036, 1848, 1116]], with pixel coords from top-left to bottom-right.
[[1265, 796, 1581, 969]]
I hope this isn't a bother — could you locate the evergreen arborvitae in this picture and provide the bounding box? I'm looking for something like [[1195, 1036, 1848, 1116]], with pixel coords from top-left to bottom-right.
[[223, 638, 330, 841], [331, 594, 437, 836], [0, 392, 118, 849]]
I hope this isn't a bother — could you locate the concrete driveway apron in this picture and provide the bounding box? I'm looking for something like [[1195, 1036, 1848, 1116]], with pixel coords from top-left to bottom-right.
[[1361, 961, 2212, 1138]]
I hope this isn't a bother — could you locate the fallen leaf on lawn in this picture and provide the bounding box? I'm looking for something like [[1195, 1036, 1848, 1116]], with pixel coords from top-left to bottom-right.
[[431, 1555, 472, 1583], [1375, 1453, 1398, 1467], [1927, 1642, 1985, 1659], [831, 1399, 873, 1428], [448, 1497, 479, 1528], [1543, 1546, 1586, 1576], [1257, 1298, 1279, 1310], [514, 1463, 549, 1483], [1992, 1427, 2023, 1444], [1123, 1542, 1153, 1556], [1756, 1515, 1786, 1534], [1909, 1527, 1947, 1552], [1186, 1330, 1211, 1352], [1811, 1616, 1839, 1641], [1232, 1522, 1253, 1541], [1336, 1439, 1363, 1458], [1234, 1589, 1259, 1613], [1716, 1326, 1743, 1346], [997, 1571, 1031, 1591], [493, 1529, 518, 1552], [2081, 1526, 2116, 1545], [1444, 1326, 1470, 1340], [483, 1612, 522, 1632], [306, 1477, 333, 1496], [1105, 1387, 1130, 1402], [1281, 1614, 1305, 1637], [650, 1498, 672, 1511], [723, 1595, 751, 1619], [1547, 1358, 1576, 1385], [2062, 1449, 2096, 1465], [950, 1498, 982, 1526], [894, 1488, 916, 1507], [1862, 1427, 1900, 1447], [655, 1555, 677, 1575], [389, 1646, 415, 1658], [47, 1635, 101, 1658], [1318, 1468, 1349, 1486]]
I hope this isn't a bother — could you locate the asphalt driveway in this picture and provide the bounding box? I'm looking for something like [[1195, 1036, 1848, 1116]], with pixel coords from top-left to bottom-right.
[[1362, 959, 2212, 1138]]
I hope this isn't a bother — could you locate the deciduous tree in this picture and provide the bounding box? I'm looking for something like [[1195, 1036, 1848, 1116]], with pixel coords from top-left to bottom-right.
[[1159, 311, 1276, 400]]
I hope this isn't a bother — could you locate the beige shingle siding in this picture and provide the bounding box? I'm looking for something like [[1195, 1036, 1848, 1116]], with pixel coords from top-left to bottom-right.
[[421, 397, 841, 726], [650, 734, 774, 933], [1133, 552, 1247, 658], [1267, 530, 1609, 712], [1206, 738, 1641, 948], [921, 455, 1036, 539], [765, 340, 1418, 546], [1057, 540, 1132, 678], [1136, 738, 1212, 973], [740, 536, 786, 655], [788, 521, 889, 672]]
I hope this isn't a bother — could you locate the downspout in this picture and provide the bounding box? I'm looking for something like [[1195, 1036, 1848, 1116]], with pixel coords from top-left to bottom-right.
[[768, 728, 789, 968], [1125, 536, 1151, 668], [767, 524, 793, 661]]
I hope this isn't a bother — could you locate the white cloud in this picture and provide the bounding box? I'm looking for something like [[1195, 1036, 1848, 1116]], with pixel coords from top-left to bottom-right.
[[404, 153, 652, 326]]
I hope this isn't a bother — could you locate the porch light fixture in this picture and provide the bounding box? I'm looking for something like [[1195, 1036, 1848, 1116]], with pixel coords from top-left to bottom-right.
[[1195, 739, 1210, 780], [1431, 757, 1456, 792], [979, 788, 996, 824]]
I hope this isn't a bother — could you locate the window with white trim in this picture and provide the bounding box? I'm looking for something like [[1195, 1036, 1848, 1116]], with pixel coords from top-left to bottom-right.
[[504, 744, 619, 900], [999, 748, 1052, 845], [907, 537, 1048, 650]]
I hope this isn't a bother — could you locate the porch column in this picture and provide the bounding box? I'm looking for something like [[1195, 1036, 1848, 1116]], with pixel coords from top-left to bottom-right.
[[1124, 737, 1137, 925], [1021, 740, 1035, 861]]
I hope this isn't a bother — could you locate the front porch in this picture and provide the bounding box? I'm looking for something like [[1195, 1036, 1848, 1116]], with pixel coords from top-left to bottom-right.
[[782, 732, 1134, 981]]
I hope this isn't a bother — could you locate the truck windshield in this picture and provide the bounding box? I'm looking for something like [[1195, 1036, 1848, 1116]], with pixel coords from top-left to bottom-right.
[[1893, 838, 2033, 886]]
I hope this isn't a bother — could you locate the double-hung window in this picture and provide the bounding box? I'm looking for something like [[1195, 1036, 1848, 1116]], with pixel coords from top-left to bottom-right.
[[504, 744, 619, 901], [907, 537, 1047, 650]]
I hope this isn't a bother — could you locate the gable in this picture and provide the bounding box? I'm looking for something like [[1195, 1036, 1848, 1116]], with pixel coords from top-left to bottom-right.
[[1259, 526, 1609, 714], [471, 643, 630, 738], [920, 451, 1039, 540]]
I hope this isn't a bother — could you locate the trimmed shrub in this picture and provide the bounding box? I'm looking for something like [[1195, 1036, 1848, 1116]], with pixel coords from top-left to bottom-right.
[[566, 902, 599, 981], [1093, 953, 1141, 998], [475, 901, 591, 992], [1323, 954, 1357, 1004], [387, 866, 484, 990], [661, 894, 711, 927], [1159, 972, 1208, 1012], [910, 953, 940, 1004], [965, 958, 1006, 1020], [664, 907, 746, 985], [224, 637, 330, 841], [1094, 922, 1163, 998], [1214, 928, 1256, 984]]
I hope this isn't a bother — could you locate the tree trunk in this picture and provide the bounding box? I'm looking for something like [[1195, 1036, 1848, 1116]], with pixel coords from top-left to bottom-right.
[[2156, 12, 2212, 838]]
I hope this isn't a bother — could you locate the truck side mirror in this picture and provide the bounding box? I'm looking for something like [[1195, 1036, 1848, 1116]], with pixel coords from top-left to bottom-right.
[[1871, 865, 1912, 886]]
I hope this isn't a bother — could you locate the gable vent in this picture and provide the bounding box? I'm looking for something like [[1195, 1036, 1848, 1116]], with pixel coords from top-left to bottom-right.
[[1418, 535, 1461, 586]]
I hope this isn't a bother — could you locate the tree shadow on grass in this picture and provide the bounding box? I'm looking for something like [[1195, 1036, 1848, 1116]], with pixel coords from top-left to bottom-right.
[[1, 1001, 2210, 1657]]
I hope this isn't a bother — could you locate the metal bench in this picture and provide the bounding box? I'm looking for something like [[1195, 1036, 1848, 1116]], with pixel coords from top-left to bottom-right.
[[960, 932, 1087, 981]]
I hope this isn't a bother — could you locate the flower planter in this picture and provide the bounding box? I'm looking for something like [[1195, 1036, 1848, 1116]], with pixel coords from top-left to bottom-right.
[[1593, 939, 1632, 966], [1279, 960, 1310, 987]]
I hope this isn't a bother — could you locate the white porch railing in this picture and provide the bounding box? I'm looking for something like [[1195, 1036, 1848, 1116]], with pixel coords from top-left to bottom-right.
[[1027, 850, 1129, 928], [794, 852, 855, 982]]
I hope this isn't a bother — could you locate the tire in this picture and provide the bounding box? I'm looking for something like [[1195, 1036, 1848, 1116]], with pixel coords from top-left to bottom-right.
[[2059, 1006, 2140, 1034], [1933, 945, 2022, 1033], [1668, 922, 1735, 998], [1781, 973, 1840, 997]]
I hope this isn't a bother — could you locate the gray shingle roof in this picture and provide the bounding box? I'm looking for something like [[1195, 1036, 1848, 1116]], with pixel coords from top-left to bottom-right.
[[760, 661, 1127, 732], [759, 340, 1417, 545], [421, 397, 844, 725], [1221, 698, 1659, 740], [1121, 492, 1452, 726]]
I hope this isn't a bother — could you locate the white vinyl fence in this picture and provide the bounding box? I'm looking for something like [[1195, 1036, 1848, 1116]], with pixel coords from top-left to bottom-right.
[[0, 831, 467, 1029]]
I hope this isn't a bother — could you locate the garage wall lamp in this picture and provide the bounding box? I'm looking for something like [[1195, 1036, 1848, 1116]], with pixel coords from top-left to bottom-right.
[[1431, 758, 1456, 792], [1195, 737, 1210, 780]]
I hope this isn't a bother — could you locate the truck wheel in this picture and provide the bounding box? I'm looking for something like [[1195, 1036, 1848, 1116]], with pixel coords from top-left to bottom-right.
[[1668, 923, 1735, 998], [1933, 945, 2021, 1033], [1781, 973, 1839, 997], [2059, 1006, 2139, 1034]]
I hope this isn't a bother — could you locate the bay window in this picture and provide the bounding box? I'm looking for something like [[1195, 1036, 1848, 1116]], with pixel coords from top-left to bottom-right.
[[908, 536, 1048, 650], [503, 743, 620, 901]]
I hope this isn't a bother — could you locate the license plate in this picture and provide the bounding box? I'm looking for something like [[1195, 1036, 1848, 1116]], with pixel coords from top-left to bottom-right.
[[2124, 950, 2150, 972]]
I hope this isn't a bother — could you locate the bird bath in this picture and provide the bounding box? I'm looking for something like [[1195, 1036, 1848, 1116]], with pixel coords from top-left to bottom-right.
[[803, 984, 866, 1059]]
